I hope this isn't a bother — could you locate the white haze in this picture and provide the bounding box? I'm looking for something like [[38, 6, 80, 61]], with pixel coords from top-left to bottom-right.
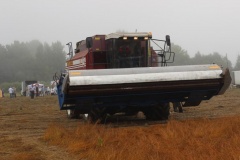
[[1, 0, 240, 66]]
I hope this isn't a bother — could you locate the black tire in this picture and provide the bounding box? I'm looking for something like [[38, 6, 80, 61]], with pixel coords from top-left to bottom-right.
[[144, 103, 170, 121], [88, 107, 107, 123], [159, 103, 170, 120]]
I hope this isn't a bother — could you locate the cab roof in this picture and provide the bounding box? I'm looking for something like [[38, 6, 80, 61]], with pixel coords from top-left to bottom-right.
[[105, 32, 152, 40]]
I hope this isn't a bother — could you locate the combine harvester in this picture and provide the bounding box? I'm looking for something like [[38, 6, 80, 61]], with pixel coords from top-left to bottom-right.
[[55, 32, 231, 123]]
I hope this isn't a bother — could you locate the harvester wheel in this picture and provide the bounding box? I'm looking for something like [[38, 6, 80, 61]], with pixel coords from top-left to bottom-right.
[[144, 103, 170, 121], [159, 103, 170, 120], [88, 107, 108, 123], [66, 109, 79, 119]]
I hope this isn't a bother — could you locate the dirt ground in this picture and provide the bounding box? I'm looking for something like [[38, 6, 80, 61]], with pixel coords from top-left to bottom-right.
[[0, 88, 240, 160]]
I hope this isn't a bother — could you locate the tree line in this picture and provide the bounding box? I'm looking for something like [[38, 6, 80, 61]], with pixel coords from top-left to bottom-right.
[[170, 43, 240, 71], [0, 40, 66, 84], [0, 40, 240, 85]]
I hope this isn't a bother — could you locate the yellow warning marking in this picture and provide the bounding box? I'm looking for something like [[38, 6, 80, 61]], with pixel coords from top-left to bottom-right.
[[67, 61, 73, 66], [209, 65, 220, 69], [70, 72, 81, 76]]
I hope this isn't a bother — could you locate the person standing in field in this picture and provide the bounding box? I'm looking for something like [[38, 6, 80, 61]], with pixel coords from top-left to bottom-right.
[[2, 88, 4, 97], [35, 84, 39, 97], [8, 87, 13, 98], [0, 88, 3, 98], [38, 85, 43, 96], [46, 86, 50, 95], [29, 84, 35, 99], [12, 87, 16, 98]]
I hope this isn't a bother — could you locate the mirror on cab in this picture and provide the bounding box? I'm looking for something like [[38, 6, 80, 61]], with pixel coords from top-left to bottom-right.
[[166, 35, 171, 46]]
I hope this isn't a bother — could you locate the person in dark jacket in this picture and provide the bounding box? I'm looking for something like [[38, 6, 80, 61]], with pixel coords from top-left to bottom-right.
[[29, 84, 35, 99]]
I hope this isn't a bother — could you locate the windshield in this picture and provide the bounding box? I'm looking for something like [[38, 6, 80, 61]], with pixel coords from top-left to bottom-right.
[[106, 39, 148, 68], [117, 39, 148, 68]]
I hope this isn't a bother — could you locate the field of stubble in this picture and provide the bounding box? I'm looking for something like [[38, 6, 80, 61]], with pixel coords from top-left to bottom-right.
[[0, 88, 240, 160]]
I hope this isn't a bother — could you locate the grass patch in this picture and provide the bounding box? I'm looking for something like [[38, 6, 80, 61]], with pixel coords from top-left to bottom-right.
[[44, 116, 240, 160]]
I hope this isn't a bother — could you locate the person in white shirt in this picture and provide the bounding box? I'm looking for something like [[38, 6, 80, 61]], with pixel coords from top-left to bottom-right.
[[50, 88, 55, 95], [46, 87, 50, 95], [8, 87, 13, 98]]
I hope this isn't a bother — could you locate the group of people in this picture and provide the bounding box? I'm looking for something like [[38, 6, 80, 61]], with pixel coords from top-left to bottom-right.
[[28, 84, 57, 99], [0, 83, 58, 99], [28, 84, 43, 99], [45, 86, 57, 95]]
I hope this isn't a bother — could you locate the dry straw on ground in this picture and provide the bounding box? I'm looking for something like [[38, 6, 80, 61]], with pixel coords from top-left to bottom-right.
[[43, 116, 240, 160], [0, 89, 240, 160]]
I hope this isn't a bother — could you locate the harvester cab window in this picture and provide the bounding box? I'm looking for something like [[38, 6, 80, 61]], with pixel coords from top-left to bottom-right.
[[116, 39, 147, 68]]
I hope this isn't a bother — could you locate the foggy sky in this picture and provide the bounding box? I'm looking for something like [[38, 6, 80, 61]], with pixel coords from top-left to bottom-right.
[[1, 0, 240, 65]]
